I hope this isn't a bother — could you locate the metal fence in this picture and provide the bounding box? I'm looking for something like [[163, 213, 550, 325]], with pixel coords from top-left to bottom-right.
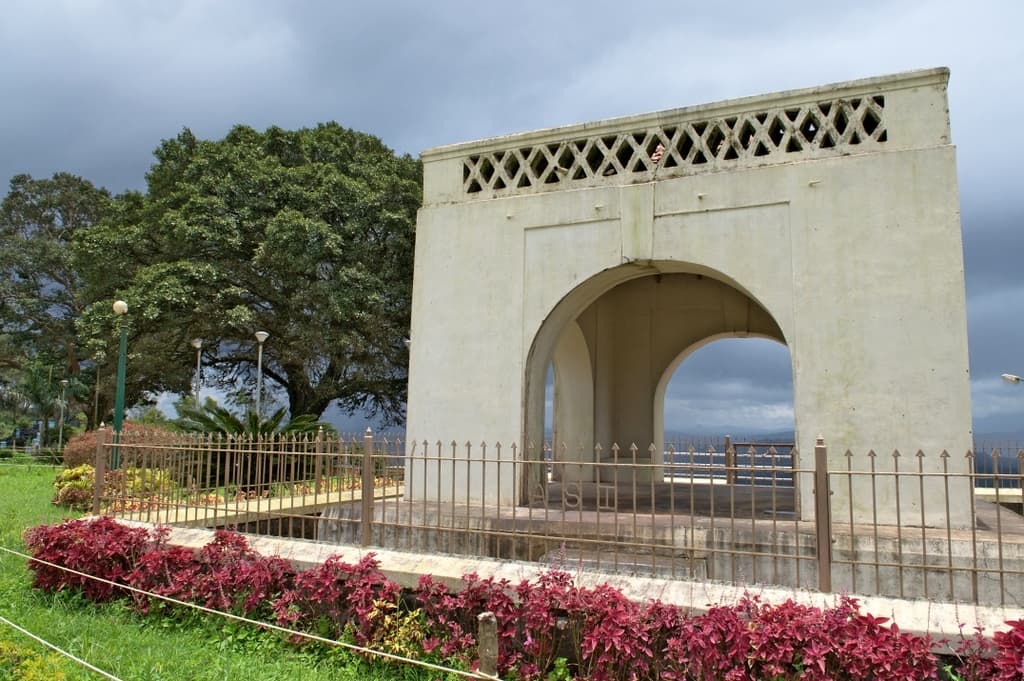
[[663, 436, 795, 486], [91, 429, 1024, 607]]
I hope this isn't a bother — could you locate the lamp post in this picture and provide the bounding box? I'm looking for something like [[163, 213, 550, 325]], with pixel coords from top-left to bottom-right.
[[112, 300, 128, 468], [1001, 373, 1022, 385], [57, 379, 69, 451], [191, 338, 203, 401], [92, 354, 102, 430], [254, 331, 269, 422]]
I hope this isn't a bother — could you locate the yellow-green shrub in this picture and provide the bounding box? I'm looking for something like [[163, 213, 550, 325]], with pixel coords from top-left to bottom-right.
[[0, 637, 67, 680], [111, 467, 176, 497], [52, 464, 94, 511]]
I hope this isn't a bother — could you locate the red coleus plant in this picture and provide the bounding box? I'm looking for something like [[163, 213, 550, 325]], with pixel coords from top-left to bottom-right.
[[23, 516, 159, 602], [126, 530, 294, 617], [271, 553, 400, 645], [663, 595, 938, 681], [23, 518, 1024, 681], [991, 619, 1024, 681], [416, 571, 519, 670]]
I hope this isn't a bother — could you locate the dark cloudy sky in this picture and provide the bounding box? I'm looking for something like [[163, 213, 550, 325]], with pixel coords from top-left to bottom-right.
[[2, 1, 1022, 436]]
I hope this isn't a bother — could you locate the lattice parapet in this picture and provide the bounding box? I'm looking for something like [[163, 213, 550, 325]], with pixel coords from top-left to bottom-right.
[[421, 68, 952, 204], [464, 97, 886, 196]]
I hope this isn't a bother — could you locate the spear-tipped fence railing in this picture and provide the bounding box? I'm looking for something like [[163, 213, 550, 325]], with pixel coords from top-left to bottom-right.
[[92, 429, 1023, 607]]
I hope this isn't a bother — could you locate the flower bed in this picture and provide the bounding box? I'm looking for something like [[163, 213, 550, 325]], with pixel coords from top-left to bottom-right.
[[23, 517, 1024, 680]]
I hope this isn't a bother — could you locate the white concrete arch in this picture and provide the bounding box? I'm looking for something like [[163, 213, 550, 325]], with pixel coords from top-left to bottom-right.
[[550, 320, 594, 472], [519, 266, 789, 504], [524, 263, 787, 454], [653, 332, 790, 457], [406, 69, 973, 525]]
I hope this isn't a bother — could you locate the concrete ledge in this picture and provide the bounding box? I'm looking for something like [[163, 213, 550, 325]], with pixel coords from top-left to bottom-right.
[[122, 520, 1023, 645], [974, 488, 1024, 514]]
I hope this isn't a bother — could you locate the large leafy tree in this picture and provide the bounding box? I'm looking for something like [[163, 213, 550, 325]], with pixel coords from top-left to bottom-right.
[[78, 123, 421, 423], [0, 173, 112, 428]]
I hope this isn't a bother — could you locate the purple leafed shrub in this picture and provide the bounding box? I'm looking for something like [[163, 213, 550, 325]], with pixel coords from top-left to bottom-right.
[[664, 599, 753, 681], [23, 516, 158, 602], [514, 569, 579, 680], [271, 553, 400, 645], [946, 619, 1024, 681], [991, 619, 1024, 681], [664, 595, 938, 681], [416, 572, 519, 670], [126, 543, 201, 614], [574, 583, 651, 681], [127, 530, 294, 617], [190, 531, 294, 615], [22, 518, 1024, 680]]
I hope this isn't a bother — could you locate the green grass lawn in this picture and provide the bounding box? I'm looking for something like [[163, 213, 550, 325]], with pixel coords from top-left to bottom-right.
[[0, 462, 447, 681]]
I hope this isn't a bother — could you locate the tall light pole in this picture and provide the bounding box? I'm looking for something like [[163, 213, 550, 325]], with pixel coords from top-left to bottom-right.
[[112, 300, 129, 469], [57, 379, 69, 451], [191, 338, 203, 402], [92, 354, 102, 429], [254, 331, 269, 423]]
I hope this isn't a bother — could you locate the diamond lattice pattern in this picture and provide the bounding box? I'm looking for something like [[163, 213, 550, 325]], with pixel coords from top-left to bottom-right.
[[464, 96, 886, 195]]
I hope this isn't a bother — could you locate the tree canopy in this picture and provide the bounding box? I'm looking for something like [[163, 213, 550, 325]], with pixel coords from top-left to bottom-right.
[[2, 122, 422, 431], [0, 173, 112, 432], [0, 173, 111, 374]]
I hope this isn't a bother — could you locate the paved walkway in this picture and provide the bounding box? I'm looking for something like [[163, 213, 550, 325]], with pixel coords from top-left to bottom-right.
[[536, 480, 797, 516]]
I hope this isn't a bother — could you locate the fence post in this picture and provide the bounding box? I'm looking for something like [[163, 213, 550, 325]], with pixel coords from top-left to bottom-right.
[[361, 427, 374, 546], [314, 426, 324, 494], [92, 427, 108, 516], [476, 611, 499, 679], [724, 434, 735, 484], [813, 434, 832, 593]]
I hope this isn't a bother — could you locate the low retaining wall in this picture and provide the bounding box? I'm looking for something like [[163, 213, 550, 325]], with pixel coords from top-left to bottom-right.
[[318, 499, 1024, 607], [121, 519, 1023, 648]]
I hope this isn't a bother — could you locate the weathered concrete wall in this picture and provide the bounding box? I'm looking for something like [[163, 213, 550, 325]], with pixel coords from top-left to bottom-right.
[[317, 500, 1022, 608], [406, 68, 972, 526]]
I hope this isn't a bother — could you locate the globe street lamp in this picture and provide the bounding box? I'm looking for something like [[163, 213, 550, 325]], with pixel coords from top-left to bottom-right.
[[57, 379, 69, 451], [112, 299, 129, 468], [254, 331, 269, 422], [191, 338, 203, 401]]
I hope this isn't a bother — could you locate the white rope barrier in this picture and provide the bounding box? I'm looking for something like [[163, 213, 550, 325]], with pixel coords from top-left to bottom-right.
[[0, 614, 125, 681], [0, 543, 498, 680]]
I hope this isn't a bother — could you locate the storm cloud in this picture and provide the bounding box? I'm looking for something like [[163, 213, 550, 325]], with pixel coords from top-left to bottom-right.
[[3, 0, 1021, 435]]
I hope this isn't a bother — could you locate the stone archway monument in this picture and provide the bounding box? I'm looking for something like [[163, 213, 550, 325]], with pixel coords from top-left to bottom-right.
[[405, 68, 973, 528]]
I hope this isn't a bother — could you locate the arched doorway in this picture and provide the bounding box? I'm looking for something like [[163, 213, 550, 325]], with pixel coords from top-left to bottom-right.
[[659, 336, 794, 444], [658, 337, 795, 505], [525, 263, 791, 508]]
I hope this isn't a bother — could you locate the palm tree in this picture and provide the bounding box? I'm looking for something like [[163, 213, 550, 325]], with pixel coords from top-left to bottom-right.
[[174, 396, 332, 436], [0, 380, 30, 439], [17, 359, 60, 446]]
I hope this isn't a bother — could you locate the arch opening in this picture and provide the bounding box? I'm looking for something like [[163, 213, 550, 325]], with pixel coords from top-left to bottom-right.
[[658, 337, 795, 499], [659, 336, 794, 444], [526, 264, 795, 513]]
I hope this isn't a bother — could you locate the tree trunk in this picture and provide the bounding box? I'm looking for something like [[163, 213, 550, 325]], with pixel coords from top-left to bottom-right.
[[284, 373, 333, 421]]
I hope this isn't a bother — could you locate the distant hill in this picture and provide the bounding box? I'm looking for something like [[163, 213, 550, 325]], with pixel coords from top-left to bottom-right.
[[972, 431, 1024, 446], [664, 429, 794, 444]]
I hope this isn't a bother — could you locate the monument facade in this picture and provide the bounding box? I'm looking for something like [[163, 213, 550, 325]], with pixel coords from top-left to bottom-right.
[[405, 68, 973, 526]]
